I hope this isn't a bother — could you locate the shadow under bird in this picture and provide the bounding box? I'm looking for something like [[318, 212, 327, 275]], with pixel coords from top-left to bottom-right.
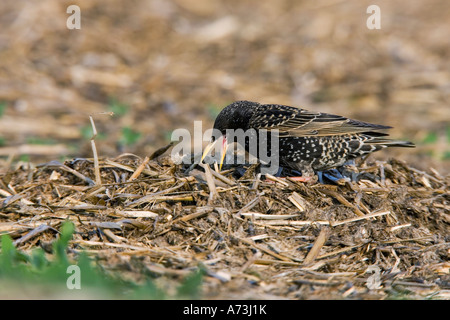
[[202, 100, 415, 181]]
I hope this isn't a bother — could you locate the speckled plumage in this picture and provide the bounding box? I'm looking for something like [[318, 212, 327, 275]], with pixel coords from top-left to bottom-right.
[[213, 100, 415, 175]]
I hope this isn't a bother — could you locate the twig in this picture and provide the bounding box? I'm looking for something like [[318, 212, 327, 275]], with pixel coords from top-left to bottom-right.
[[317, 244, 363, 260], [102, 229, 124, 243], [89, 114, 102, 185], [390, 223, 411, 232], [409, 167, 443, 184], [207, 164, 236, 186], [254, 220, 330, 226], [239, 237, 292, 262], [74, 239, 149, 251], [251, 173, 262, 190], [173, 206, 214, 223], [105, 159, 161, 177], [318, 187, 365, 217], [129, 194, 194, 207], [202, 163, 218, 201], [237, 191, 265, 216], [303, 226, 330, 265], [240, 212, 300, 220], [128, 156, 150, 181], [330, 210, 390, 227], [128, 181, 187, 207], [38, 160, 95, 186], [13, 224, 58, 246], [115, 210, 159, 218], [253, 259, 302, 266]]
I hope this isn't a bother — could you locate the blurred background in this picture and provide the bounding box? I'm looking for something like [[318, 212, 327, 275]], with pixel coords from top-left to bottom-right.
[[0, 0, 448, 173]]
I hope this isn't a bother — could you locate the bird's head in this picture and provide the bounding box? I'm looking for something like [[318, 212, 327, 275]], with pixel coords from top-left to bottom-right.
[[201, 100, 260, 170], [212, 100, 260, 135]]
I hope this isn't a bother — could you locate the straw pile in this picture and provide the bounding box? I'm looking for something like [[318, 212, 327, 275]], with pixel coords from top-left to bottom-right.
[[1, 144, 448, 299]]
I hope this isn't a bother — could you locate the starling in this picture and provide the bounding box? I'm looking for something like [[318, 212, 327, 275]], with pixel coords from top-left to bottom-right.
[[203, 100, 415, 179]]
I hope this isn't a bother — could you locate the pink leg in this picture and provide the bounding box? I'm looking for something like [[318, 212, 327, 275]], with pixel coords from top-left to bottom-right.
[[264, 176, 314, 184], [288, 176, 313, 182]]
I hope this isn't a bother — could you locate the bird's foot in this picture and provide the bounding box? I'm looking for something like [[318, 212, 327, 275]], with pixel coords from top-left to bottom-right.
[[272, 167, 317, 184], [318, 169, 351, 185]]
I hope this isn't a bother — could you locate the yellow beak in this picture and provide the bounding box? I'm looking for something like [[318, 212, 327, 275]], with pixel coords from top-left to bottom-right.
[[218, 137, 228, 171], [200, 139, 218, 163], [200, 137, 228, 171]]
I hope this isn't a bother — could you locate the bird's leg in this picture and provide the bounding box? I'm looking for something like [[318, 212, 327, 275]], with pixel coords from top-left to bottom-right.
[[288, 176, 314, 182], [317, 171, 324, 184], [287, 166, 316, 183], [263, 166, 315, 183]]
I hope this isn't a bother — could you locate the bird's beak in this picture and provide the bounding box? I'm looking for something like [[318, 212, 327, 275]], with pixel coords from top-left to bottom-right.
[[200, 139, 218, 163], [200, 136, 228, 171], [219, 137, 228, 171]]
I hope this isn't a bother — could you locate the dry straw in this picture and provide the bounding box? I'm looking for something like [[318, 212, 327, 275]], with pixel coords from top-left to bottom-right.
[[0, 120, 448, 299]]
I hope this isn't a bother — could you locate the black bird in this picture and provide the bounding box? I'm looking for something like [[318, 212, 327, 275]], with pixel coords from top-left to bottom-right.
[[202, 100, 414, 180]]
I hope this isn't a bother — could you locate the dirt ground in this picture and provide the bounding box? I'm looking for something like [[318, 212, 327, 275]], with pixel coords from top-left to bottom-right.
[[0, 0, 448, 299]]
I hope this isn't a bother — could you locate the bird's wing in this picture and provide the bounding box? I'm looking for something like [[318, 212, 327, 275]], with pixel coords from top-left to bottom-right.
[[249, 104, 391, 137]]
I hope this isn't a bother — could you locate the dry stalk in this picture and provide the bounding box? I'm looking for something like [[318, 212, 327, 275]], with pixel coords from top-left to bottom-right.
[[318, 187, 366, 217], [288, 192, 309, 212], [330, 210, 390, 227], [128, 156, 150, 181], [89, 114, 102, 185], [202, 163, 218, 201], [303, 226, 330, 265], [240, 212, 300, 220], [239, 237, 293, 262]]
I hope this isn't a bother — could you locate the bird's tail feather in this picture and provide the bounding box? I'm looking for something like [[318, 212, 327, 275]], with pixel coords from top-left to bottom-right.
[[369, 139, 415, 148]]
